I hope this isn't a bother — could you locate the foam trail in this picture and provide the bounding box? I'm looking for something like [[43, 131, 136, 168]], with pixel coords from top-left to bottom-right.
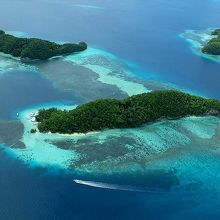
[[73, 4, 103, 9], [74, 179, 156, 193]]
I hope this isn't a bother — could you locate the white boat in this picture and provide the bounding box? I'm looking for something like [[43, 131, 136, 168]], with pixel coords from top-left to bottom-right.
[[73, 179, 146, 192]]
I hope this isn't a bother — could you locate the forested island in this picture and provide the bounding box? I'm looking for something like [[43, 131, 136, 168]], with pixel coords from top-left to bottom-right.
[[0, 30, 87, 60], [202, 28, 220, 55], [35, 90, 220, 134]]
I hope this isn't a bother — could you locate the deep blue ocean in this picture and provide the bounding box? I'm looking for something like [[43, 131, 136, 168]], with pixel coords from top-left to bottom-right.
[[1, 0, 220, 219]]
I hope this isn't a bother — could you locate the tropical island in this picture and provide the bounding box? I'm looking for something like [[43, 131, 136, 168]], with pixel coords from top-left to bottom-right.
[[202, 28, 220, 55], [0, 30, 87, 60], [35, 90, 220, 134]]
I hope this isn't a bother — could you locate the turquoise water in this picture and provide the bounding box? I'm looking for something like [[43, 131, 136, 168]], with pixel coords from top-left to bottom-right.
[[1, 0, 220, 219]]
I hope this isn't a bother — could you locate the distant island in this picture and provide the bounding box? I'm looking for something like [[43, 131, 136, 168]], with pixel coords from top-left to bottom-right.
[[0, 30, 87, 60], [35, 90, 220, 134], [202, 29, 220, 55]]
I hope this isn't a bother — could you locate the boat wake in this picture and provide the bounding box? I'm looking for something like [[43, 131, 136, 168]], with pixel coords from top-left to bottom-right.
[[73, 179, 158, 193]]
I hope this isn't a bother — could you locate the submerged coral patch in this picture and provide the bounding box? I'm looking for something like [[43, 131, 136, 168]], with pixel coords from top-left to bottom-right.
[[0, 56, 36, 74], [0, 120, 24, 148], [64, 47, 154, 96]]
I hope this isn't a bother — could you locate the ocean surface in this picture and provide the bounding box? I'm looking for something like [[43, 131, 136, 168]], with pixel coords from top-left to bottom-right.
[[1, 0, 220, 219]]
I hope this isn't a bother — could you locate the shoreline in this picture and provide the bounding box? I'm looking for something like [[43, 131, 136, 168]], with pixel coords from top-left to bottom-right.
[[25, 106, 100, 137]]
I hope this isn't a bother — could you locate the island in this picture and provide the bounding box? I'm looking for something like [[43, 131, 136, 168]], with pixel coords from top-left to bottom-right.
[[202, 28, 220, 55], [35, 90, 220, 134], [0, 30, 87, 60]]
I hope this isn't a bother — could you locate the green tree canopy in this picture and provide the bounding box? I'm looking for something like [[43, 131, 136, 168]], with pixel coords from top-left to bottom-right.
[[0, 31, 87, 60], [36, 90, 220, 134]]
